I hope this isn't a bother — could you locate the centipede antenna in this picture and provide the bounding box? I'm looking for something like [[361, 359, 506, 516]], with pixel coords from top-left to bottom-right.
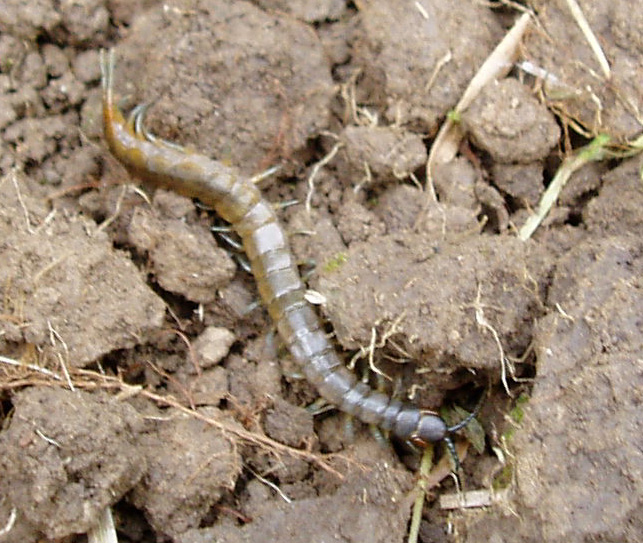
[[446, 386, 487, 433], [443, 435, 461, 473], [447, 409, 478, 433]]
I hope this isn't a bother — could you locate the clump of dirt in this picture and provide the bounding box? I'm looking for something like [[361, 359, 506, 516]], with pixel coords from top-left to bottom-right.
[[516, 233, 643, 542], [0, 173, 166, 366], [0, 387, 145, 539], [0, 0, 642, 542], [457, 230, 643, 543], [254, 0, 347, 23], [182, 442, 415, 543], [338, 125, 428, 182], [585, 154, 643, 236], [130, 411, 242, 540], [525, 0, 643, 138], [128, 192, 236, 304], [317, 225, 551, 389], [113, 0, 336, 176], [461, 78, 561, 164], [352, 0, 503, 131]]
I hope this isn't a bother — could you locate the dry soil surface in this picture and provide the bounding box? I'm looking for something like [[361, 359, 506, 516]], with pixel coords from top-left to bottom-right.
[[0, 1, 641, 543]]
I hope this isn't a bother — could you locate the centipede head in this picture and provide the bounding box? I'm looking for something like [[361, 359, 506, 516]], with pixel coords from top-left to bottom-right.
[[409, 411, 448, 448]]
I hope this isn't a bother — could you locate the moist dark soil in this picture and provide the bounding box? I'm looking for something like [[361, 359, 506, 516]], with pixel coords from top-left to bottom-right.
[[0, 1, 641, 542]]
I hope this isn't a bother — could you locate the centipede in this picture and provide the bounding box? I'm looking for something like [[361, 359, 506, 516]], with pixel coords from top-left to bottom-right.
[[99, 49, 472, 455]]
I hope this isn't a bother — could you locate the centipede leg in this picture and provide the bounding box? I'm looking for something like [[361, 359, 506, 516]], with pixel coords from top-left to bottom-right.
[[369, 424, 389, 449], [304, 397, 329, 415], [342, 412, 356, 443], [127, 103, 151, 136], [249, 165, 281, 184], [131, 102, 186, 151]]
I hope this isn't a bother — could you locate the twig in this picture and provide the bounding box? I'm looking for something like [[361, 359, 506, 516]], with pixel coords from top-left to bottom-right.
[[425, 13, 531, 184], [48, 320, 74, 391], [10, 169, 36, 234]]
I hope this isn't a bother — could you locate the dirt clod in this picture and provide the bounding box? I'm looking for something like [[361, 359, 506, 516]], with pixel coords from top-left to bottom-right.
[[354, 0, 502, 131], [0, 387, 145, 540], [1, 1, 642, 542], [339, 125, 428, 181], [192, 326, 236, 369], [462, 78, 561, 164], [128, 204, 236, 304], [318, 228, 550, 386], [264, 397, 315, 448], [118, 0, 335, 176], [0, 174, 165, 366], [130, 412, 242, 539]]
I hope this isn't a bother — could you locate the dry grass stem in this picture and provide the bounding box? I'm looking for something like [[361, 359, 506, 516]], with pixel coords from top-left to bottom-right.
[[426, 12, 531, 183], [61, 368, 349, 478], [0, 354, 63, 381], [87, 507, 119, 543], [247, 466, 292, 503], [472, 284, 512, 396], [564, 0, 611, 79], [305, 141, 343, 215], [96, 184, 128, 234], [519, 134, 610, 240], [0, 508, 17, 538]]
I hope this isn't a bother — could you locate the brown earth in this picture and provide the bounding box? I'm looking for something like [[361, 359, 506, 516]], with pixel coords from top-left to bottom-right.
[[0, 1, 641, 542]]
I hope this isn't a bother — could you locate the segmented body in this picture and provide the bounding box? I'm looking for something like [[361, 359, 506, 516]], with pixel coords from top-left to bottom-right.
[[99, 50, 448, 446]]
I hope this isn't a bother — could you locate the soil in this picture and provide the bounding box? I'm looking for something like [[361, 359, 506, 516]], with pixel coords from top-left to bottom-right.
[[0, 1, 641, 543]]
